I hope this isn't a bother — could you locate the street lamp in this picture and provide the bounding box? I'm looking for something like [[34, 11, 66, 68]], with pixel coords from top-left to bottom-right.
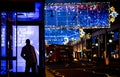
[[109, 39, 112, 43], [95, 43, 98, 46]]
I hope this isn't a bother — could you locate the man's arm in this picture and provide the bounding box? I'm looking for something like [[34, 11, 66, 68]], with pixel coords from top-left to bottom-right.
[[21, 47, 26, 60]]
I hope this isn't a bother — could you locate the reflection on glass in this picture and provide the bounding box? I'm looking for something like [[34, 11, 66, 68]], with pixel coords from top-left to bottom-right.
[[1, 26, 6, 57]]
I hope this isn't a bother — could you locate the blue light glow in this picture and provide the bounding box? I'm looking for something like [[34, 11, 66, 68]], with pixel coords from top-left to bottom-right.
[[44, 2, 110, 45], [1, 2, 42, 73], [114, 32, 119, 40], [1, 26, 39, 72], [45, 2, 110, 28], [1, 26, 6, 57], [45, 29, 80, 45], [13, 26, 39, 72], [15, 2, 43, 21], [0, 60, 6, 75], [1, 26, 6, 75]]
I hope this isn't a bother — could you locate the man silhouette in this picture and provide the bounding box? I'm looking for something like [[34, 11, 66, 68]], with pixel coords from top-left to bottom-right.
[[21, 39, 37, 74]]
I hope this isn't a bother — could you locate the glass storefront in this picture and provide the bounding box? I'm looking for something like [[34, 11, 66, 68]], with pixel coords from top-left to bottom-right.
[[0, 2, 44, 76]]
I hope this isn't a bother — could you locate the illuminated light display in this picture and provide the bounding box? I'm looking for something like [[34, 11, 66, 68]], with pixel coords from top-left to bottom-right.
[[44, 2, 110, 45], [45, 28, 80, 45], [110, 17, 115, 23], [79, 28, 85, 38], [109, 6, 119, 23], [110, 6, 115, 12], [45, 2, 110, 29], [63, 37, 69, 44]]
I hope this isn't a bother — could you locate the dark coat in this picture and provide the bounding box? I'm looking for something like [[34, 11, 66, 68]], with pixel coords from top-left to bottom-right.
[[21, 45, 37, 64]]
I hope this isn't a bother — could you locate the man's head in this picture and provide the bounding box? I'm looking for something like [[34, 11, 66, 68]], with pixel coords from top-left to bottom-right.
[[26, 39, 30, 45]]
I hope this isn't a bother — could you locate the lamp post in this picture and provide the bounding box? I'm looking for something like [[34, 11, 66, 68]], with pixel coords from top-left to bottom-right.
[[79, 28, 85, 59], [109, 39, 112, 60]]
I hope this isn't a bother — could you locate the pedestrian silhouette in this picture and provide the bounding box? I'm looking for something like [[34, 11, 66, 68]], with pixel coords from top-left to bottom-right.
[[21, 39, 37, 75]]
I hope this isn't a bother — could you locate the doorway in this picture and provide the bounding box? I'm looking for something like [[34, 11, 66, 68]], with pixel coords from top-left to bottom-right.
[[0, 2, 45, 77]]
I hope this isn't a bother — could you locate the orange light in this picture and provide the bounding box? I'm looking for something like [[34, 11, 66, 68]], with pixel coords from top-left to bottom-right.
[[105, 57, 109, 65]]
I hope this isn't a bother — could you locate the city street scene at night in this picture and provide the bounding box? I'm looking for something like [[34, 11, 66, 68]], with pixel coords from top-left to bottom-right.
[[0, 0, 120, 77]]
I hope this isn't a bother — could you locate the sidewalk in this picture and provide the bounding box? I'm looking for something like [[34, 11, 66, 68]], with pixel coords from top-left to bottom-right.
[[46, 67, 55, 77], [46, 66, 64, 77]]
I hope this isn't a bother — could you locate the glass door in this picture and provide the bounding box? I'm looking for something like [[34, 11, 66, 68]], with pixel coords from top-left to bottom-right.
[[13, 2, 42, 73], [0, 2, 45, 77], [0, 12, 17, 77], [13, 25, 39, 72]]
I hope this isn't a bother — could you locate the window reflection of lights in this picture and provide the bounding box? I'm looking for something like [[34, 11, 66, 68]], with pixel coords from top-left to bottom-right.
[[17, 13, 26, 17], [27, 13, 35, 17]]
